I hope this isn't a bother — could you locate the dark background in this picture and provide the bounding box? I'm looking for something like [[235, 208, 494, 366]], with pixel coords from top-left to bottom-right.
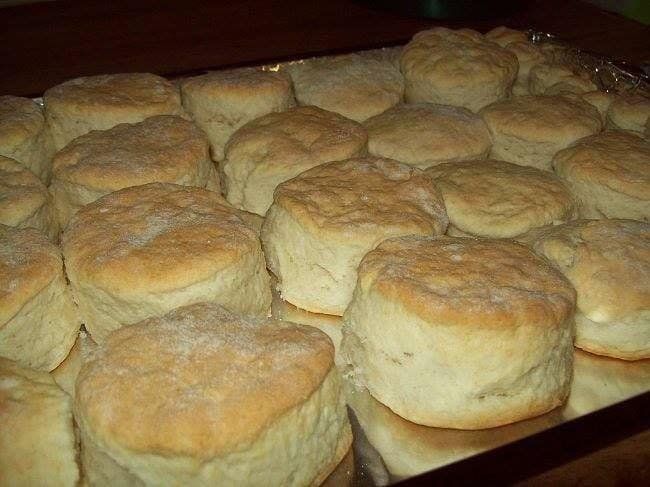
[[0, 0, 648, 96]]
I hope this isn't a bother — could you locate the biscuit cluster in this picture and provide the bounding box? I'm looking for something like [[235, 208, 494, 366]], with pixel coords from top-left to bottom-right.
[[0, 26, 648, 486]]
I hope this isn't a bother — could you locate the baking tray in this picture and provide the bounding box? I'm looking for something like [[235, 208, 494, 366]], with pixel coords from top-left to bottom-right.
[[36, 29, 649, 486]]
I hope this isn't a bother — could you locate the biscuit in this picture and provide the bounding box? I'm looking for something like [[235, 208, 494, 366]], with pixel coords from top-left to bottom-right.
[[180, 68, 295, 160], [529, 62, 597, 96], [44, 73, 185, 150], [288, 52, 404, 122], [533, 219, 649, 360], [50, 115, 219, 228], [400, 27, 518, 111], [364, 103, 491, 168], [480, 95, 602, 170], [341, 236, 576, 429], [222, 106, 367, 215], [607, 93, 650, 134], [0, 96, 54, 182], [552, 130, 649, 221], [0, 225, 80, 371], [0, 358, 79, 486], [61, 183, 271, 343], [426, 159, 576, 238], [581, 90, 616, 123], [262, 157, 448, 315], [0, 156, 57, 240], [75, 302, 352, 486]]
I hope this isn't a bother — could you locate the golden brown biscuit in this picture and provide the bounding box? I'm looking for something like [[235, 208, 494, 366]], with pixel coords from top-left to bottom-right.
[[75, 302, 351, 486], [0, 96, 54, 182], [341, 236, 576, 429], [61, 183, 271, 343], [50, 115, 219, 228], [552, 130, 650, 221]]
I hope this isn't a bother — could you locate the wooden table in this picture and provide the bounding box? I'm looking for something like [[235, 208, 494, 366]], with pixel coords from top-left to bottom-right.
[[0, 0, 648, 96]]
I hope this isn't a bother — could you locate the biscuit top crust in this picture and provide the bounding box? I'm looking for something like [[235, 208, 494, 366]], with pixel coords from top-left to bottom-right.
[[356, 235, 576, 328], [400, 27, 518, 86], [533, 219, 650, 322], [552, 130, 650, 200], [75, 302, 334, 459], [224, 105, 367, 170], [426, 159, 575, 237], [0, 225, 61, 325], [180, 67, 292, 98], [288, 53, 404, 122], [480, 95, 602, 143], [62, 183, 258, 294], [273, 157, 448, 239], [52, 115, 209, 190], [364, 103, 491, 166], [44, 73, 181, 114], [0, 156, 49, 226], [0, 96, 44, 148]]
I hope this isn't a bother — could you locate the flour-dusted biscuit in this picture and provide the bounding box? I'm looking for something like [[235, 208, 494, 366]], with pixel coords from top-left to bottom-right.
[[0, 226, 80, 371], [364, 103, 491, 168], [533, 219, 650, 360], [262, 157, 448, 315], [0, 358, 79, 487], [607, 93, 650, 134], [0, 96, 54, 182], [222, 106, 367, 215], [288, 52, 404, 122], [75, 302, 352, 486], [50, 115, 219, 228], [180, 68, 295, 160], [426, 159, 575, 239], [552, 130, 650, 221], [0, 156, 57, 240], [341, 236, 576, 429], [44, 73, 185, 150], [61, 183, 271, 343], [480, 95, 602, 170], [528, 62, 597, 96], [400, 27, 518, 111]]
